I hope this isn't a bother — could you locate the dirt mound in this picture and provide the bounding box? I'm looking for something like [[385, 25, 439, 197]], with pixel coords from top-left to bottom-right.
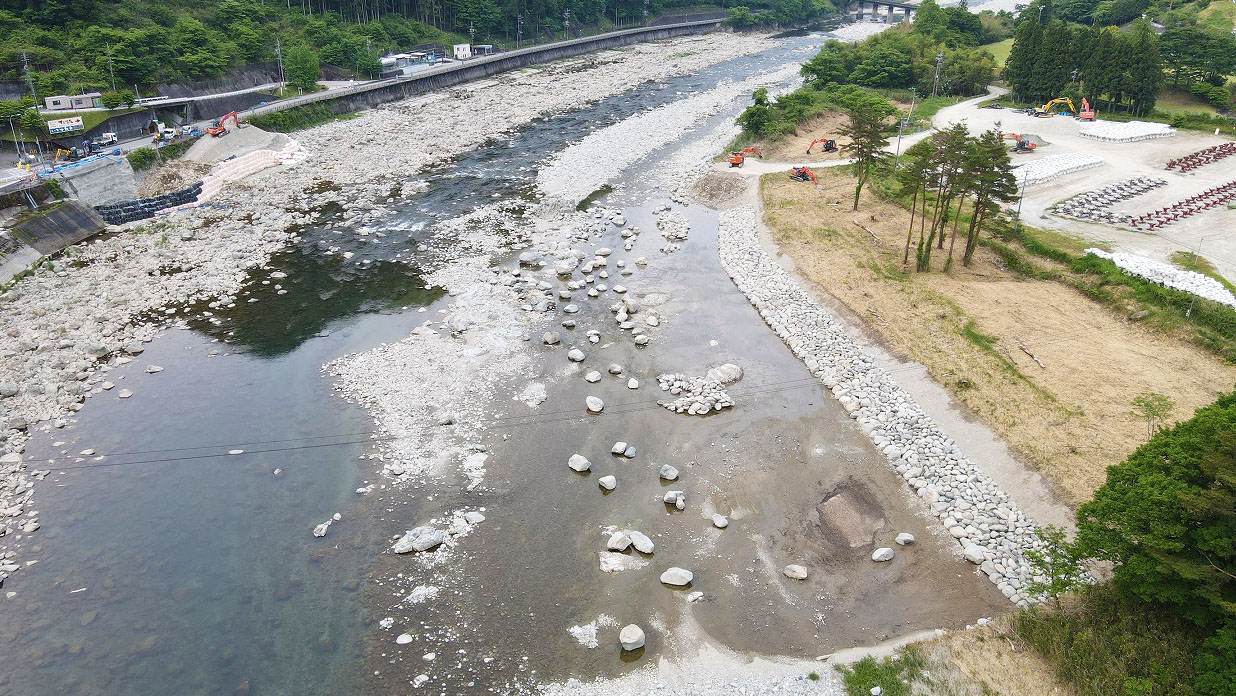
[[183, 125, 290, 165], [690, 171, 749, 207], [762, 112, 852, 162], [138, 160, 213, 197]]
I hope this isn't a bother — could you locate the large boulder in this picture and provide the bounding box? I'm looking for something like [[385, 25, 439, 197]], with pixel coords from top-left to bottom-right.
[[783, 564, 808, 580], [659, 567, 693, 586], [871, 547, 895, 562], [392, 526, 446, 554], [619, 624, 645, 651], [568, 454, 591, 472]]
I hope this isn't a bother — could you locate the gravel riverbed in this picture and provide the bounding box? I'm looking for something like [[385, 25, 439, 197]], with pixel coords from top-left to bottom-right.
[[0, 31, 773, 586]]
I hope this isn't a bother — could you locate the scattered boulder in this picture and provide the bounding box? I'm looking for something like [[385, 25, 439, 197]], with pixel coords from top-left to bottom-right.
[[611, 441, 628, 455], [659, 567, 693, 586], [392, 526, 446, 554], [712, 514, 729, 529], [658, 464, 679, 481], [963, 543, 987, 564], [871, 547, 895, 563], [586, 396, 604, 413], [567, 348, 586, 362], [584, 371, 602, 383], [895, 532, 916, 546], [568, 454, 592, 472], [607, 531, 633, 551], [464, 511, 486, 525], [598, 475, 616, 490], [619, 624, 645, 651], [628, 530, 654, 554], [543, 332, 561, 345], [783, 565, 808, 580]]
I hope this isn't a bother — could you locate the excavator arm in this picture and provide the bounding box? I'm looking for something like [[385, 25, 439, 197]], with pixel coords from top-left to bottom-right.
[[806, 138, 838, 154]]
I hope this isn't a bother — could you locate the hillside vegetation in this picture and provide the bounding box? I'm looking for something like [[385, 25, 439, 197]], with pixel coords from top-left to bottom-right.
[[0, 0, 834, 96]]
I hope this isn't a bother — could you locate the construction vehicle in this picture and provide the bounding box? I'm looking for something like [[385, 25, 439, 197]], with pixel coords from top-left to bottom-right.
[[806, 138, 838, 154], [96, 132, 118, 146], [728, 147, 762, 167], [207, 111, 240, 137], [1032, 97, 1076, 118], [1001, 133, 1037, 153], [1077, 98, 1096, 121], [789, 166, 817, 184]]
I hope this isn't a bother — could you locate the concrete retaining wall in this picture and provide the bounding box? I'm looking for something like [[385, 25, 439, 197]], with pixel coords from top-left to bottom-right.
[[0, 200, 106, 284], [52, 156, 139, 206], [249, 19, 725, 119]]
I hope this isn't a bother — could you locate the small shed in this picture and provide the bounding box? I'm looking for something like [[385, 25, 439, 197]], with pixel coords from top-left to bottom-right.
[[453, 43, 472, 60]]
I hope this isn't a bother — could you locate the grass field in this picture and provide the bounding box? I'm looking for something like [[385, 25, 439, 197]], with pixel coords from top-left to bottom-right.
[[1156, 86, 1220, 116], [984, 38, 1014, 72], [1198, 0, 1236, 34]]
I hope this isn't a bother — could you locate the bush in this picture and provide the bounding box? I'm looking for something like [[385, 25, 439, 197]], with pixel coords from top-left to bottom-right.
[[126, 147, 159, 171], [246, 104, 354, 132]]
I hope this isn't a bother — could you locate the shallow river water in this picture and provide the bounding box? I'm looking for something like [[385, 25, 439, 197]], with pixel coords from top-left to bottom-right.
[[0, 31, 1006, 696]]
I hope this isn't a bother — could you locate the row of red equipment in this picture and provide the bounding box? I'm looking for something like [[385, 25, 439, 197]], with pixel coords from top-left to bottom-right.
[[1129, 180, 1236, 230], [1165, 143, 1236, 173]]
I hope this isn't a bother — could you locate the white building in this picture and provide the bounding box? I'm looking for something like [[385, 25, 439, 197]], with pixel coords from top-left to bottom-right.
[[453, 43, 472, 60], [44, 92, 102, 110]]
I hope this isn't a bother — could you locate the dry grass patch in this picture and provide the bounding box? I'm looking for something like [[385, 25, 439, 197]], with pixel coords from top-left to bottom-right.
[[755, 112, 853, 163], [761, 169, 1236, 504]]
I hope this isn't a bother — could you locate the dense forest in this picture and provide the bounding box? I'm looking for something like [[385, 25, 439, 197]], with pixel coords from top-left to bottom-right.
[[800, 0, 1012, 96], [0, 0, 835, 95], [1004, 0, 1236, 114]]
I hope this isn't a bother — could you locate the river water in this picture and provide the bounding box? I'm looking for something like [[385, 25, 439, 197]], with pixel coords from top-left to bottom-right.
[[0, 31, 1007, 696]]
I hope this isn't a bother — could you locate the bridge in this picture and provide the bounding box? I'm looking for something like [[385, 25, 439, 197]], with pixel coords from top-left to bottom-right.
[[843, 0, 920, 23]]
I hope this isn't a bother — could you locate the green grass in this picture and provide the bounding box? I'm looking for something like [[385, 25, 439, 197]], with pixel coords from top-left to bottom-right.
[[1013, 584, 1207, 696], [910, 95, 965, 124], [126, 137, 196, 172], [1198, 0, 1236, 34], [983, 38, 1014, 71], [1170, 251, 1236, 297], [246, 104, 359, 133], [838, 645, 927, 696], [1156, 87, 1219, 116]]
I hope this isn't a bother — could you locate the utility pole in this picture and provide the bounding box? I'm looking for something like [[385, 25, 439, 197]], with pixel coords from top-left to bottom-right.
[[893, 87, 917, 172], [1014, 175, 1028, 234], [275, 38, 286, 96], [105, 42, 117, 93], [562, 9, 569, 39], [517, 13, 524, 47], [20, 52, 46, 173]]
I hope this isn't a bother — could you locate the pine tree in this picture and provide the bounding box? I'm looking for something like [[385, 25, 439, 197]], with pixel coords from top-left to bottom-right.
[[1004, 18, 1042, 101], [839, 95, 896, 212], [962, 128, 1018, 266]]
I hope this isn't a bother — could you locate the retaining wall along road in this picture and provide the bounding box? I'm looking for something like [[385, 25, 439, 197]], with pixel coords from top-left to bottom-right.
[[247, 19, 725, 120]]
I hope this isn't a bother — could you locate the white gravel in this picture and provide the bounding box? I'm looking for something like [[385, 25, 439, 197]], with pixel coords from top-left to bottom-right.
[[1012, 152, 1104, 185], [1086, 248, 1236, 307], [1079, 120, 1176, 143]]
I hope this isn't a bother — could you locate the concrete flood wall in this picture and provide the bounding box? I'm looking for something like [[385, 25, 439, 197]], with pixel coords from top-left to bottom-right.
[[255, 19, 725, 119], [1, 200, 106, 284]]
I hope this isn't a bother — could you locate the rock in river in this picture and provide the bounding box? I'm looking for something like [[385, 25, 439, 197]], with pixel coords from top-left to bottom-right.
[[568, 348, 586, 362], [611, 441, 628, 455], [607, 532, 632, 551], [584, 371, 601, 383], [619, 624, 645, 651], [784, 564, 808, 580], [568, 454, 592, 472], [659, 464, 679, 481], [392, 526, 446, 554], [598, 475, 616, 490], [628, 530, 654, 554], [712, 514, 729, 529], [871, 547, 895, 562], [895, 532, 916, 546], [586, 396, 604, 413], [660, 567, 694, 586]]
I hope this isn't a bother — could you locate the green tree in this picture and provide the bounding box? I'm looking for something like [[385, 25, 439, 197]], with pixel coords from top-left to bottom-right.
[[1025, 524, 1088, 606], [19, 108, 43, 135], [285, 45, 321, 93], [1077, 391, 1236, 627], [961, 127, 1017, 266], [99, 90, 124, 109], [838, 93, 895, 211], [1132, 391, 1175, 440]]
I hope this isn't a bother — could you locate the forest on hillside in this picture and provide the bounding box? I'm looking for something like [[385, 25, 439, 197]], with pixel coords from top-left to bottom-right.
[[0, 0, 835, 95]]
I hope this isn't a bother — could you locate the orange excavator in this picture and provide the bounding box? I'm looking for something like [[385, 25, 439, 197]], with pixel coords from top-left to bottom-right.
[[1001, 133, 1037, 154], [206, 111, 240, 137], [1077, 98, 1096, 121], [728, 147, 762, 168], [789, 166, 817, 184], [806, 138, 838, 154]]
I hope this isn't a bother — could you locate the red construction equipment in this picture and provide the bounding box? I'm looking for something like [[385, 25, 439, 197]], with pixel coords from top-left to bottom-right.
[[1001, 133, 1037, 154], [806, 138, 838, 154], [206, 111, 240, 137], [789, 166, 817, 184], [728, 147, 762, 167], [1077, 98, 1096, 121]]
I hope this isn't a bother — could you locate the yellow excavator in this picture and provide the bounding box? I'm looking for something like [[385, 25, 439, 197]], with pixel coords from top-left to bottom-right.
[[1032, 97, 1076, 118]]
